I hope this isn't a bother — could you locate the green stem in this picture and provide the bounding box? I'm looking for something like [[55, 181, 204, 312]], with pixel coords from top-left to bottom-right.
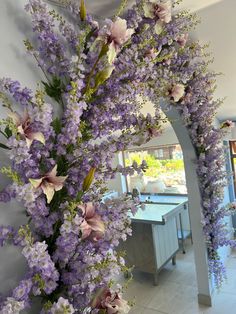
[[84, 57, 101, 94], [32, 53, 51, 83], [84, 45, 108, 95]]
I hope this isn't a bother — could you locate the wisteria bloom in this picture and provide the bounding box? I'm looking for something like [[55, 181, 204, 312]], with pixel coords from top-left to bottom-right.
[[9, 110, 45, 148], [29, 165, 67, 203], [170, 83, 185, 102], [78, 203, 105, 241], [143, 0, 172, 23]]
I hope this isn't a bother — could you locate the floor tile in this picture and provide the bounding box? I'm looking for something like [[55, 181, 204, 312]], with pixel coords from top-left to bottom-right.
[[124, 241, 236, 314], [129, 306, 168, 314]]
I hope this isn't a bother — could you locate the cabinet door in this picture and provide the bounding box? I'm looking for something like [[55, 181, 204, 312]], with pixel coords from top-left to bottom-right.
[[152, 217, 179, 269]]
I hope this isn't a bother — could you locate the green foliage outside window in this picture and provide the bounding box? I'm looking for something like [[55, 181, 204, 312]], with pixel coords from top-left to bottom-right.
[[125, 152, 184, 178]]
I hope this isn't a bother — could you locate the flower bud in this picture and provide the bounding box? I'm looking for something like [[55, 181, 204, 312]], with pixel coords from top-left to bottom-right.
[[95, 66, 115, 88], [80, 0, 86, 21], [82, 167, 96, 192]]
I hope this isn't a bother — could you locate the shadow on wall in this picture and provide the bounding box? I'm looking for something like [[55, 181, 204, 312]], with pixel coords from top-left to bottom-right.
[[85, 0, 135, 19], [1, 0, 43, 86]]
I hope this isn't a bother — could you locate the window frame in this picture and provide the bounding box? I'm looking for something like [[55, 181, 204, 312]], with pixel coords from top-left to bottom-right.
[[229, 140, 236, 197]]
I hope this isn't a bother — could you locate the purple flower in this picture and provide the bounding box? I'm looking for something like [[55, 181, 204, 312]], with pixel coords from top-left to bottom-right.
[[12, 279, 33, 302], [49, 297, 75, 314]]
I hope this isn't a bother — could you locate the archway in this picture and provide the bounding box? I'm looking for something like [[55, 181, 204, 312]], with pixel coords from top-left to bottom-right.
[[161, 101, 212, 305], [0, 0, 234, 312]]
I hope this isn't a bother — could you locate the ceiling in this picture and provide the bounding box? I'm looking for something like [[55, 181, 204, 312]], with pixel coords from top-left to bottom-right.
[[83, 0, 235, 121]]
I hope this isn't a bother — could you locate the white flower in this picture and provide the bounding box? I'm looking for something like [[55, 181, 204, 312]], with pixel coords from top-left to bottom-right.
[[50, 297, 75, 314], [0, 298, 25, 314]]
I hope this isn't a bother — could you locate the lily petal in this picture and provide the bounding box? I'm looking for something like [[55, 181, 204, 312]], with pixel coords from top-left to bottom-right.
[[88, 215, 105, 233], [49, 175, 68, 191], [85, 202, 96, 219], [25, 138, 33, 148], [80, 220, 92, 240], [47, 165, 58, 178], [17, 125, 25, 135], [154, 21, 163, 35], [29, 178, 43, 189], [27, 132, 45, 146], [143, 3, 155, 19], [41, 181, 55, 204]]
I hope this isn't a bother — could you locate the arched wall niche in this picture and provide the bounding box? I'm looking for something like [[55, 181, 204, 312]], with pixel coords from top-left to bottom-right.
[[160, 101, 213, 306]]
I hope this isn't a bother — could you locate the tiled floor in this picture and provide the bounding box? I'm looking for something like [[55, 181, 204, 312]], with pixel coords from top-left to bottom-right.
[[122, 240, 236, 314]]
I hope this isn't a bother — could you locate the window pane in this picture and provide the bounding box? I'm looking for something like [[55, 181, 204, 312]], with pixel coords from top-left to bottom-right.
[[124, 144, 187, 195]]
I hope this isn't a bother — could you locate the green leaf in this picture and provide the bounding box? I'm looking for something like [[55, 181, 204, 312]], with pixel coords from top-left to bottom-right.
[[52, 117, 61, 135], [42, 76, 64, 103], [4, 126, 12, 138], [0, 143, 11, 150], [76, 190, 84, 202], [66, 143, 74, 154]]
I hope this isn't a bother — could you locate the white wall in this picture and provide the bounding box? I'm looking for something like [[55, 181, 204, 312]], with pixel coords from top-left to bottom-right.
[[0, 0, 42, 302]]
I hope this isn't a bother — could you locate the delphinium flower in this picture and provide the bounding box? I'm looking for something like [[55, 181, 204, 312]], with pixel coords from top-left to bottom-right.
[[0, 297, 25, 314], [22, 240, 59, 295], [44, 297, 75, 314], [0, 78, 33, 106], [25, 0, 70, 77]]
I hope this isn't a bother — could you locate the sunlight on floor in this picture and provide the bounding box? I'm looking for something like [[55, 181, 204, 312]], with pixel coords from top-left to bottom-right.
[[121, 240, 236, 314]]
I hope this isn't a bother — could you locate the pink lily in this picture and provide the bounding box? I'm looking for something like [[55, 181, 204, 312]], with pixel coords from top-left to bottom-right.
[[9, 110, 45, 148], [176, 33, 188, 47], [170, 83, 185, 102], [221, 120, 234, 129], [29, 165, 67, 203], [145, 48, 159, 59], [103, 17, 134, 64], [91, 288, 130, 314], [143, 0, 172, 24], [78, 202, 105, 241]]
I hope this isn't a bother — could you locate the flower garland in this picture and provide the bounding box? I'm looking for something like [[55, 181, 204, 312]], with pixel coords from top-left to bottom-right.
[[0, 0, 235, 313]]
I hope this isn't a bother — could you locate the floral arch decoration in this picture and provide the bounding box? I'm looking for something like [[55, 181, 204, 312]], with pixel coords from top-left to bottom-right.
[[0, 0, 235, 313]]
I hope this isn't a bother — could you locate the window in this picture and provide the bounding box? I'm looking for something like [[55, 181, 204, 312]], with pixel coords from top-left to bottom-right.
[[229, 140, 236, 196], [123, 144, 187, 195]]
